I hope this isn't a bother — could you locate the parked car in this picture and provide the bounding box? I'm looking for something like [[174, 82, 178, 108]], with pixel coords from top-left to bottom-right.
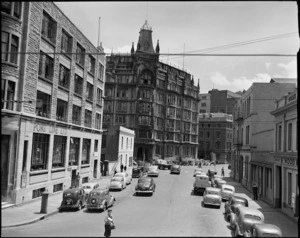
[[232, 206, 265, 237], [135, 177, 156, 196], [170, 164, 181, 174], [109, 176, 126, 191], [59, 187, 86, 211], [147, 165, 159, 177], [224, 195, 249, 222], [215, 179, 227, 189], [193, 174, 211, 194], [132, 167, 143, 178], [86, 187, 116, 211], [211, 176, 222, 187], [244, 223, 282, 237], [193, 168, 203, 177], [114, 172, 132, 185], [203, 187, 222, 208], [82, 182, 100, 197], [221, 184, 235, 201]]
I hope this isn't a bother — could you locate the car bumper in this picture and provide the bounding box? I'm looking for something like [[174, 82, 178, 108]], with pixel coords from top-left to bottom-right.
[[109, 186, 122, 190], [60, 204, 79, 209], [136, 190, 154, 194], [86, 204, 105, 210], [204, 200, 221, 206], [171, 170, 180, 174], [148, 173, 158, 177]]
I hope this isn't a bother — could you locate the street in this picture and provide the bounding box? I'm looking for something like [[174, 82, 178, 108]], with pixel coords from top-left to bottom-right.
[[2, 165, 235, 237]]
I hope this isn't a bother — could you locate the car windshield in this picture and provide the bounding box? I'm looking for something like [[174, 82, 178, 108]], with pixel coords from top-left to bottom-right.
[[224, 188, 233, 192], [207, 191, 219, 195], [114, 174, 123, 177], [236, 200, 247, 206], [244, 214, 262, 221], [90, 191, 105, 197], [111, 177, 122, 182], [82, 185, 91, 189], [138, 178, 151, 184]]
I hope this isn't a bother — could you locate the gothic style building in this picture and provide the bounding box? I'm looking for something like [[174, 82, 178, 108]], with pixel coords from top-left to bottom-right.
[[103, 21, 200, 164]]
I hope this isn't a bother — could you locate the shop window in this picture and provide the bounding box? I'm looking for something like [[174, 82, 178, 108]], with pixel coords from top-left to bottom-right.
[[1, 79, 16, 110], [32, 187, 45, 199], [61, 29, 72, 57], [56, 99, 68, 122], [74, 74, 83, 96], [86, 82, 93, 101], [1, 2, 22, 18], [41, 11, 57, 44], [76, 43, 85, 67], [36, 90, 51, 118], [72, 105, 81, 125], [84, 109, 92, 128], [53, 183, 63, 192], [2, 31, 19, 64], [31, 133, 50, 171], [58, 64, 70, 89], [38, 51, 54, 81], [69, 137, 80, 165], [52, 135, 66, 168], [82, 139, 91, 165]]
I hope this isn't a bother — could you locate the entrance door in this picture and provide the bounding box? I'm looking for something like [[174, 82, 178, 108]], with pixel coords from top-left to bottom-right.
[[1, 135, 10, 202], [93, 160, 97, 178], [71, 170, 77, 188]]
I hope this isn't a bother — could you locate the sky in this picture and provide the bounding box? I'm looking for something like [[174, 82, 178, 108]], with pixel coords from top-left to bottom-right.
[[54, 1, 299, 94]]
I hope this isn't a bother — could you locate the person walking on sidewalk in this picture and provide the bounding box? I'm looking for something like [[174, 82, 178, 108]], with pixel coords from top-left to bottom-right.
[[221, 167, 225, 176], [120, 164, 124, 172], [252, 183, 258, 200], [104, 209, 115, 237]]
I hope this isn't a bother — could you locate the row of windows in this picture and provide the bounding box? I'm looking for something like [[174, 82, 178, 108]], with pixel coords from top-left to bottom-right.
[[200, 123, 232, 128], [276, 122, 297, 152]]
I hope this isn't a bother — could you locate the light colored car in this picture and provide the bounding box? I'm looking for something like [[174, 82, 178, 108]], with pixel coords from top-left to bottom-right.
[[114, 172, 132, 185], [215, 179, 227, 188], [232, 206, 265, 237], [203, 187, 222, 208], [221, 184, 235, 201], [193, 168, 203, 177], [147, 165, 159, 177], [193, 174, 211, 194], [244, 223, 282, 237], [82, 182, 100, 196], [109, 176, 126, 191], [224, 195, 249, 222]]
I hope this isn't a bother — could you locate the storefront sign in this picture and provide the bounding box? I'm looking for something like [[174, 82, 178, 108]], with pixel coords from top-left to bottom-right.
[[33, 122, 67, 135]]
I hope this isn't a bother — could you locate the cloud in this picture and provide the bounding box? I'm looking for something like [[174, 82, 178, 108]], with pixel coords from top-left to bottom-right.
[[276, 60, 297, 78]]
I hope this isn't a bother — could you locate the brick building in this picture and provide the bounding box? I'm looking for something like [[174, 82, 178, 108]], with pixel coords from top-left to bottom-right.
[[209, 89, 242, 114], [1, 2, 105, 205], [103, 21, 200, 164]]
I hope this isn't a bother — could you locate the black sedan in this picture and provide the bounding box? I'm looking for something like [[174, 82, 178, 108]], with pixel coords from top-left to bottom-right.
[[135, 177, 156, 196]]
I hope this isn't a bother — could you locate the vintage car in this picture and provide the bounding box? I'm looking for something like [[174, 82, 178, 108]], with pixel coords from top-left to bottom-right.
[[232, 206, 265, 237], [215, 179, 227, 189], [135, 177, 156, 196], [132, 167, 143, 178], [211, 176, 222, 187], [203, 187, 222, 208], [86, 187, 116, 211], [193, 174, 211, 194], [109, 176, 126, 191], [59, 187, 86, 211], [114, 172, 132, 185], [147, 165, 159, 177], [224, 195, 249, 222], [82, 182, 100, 197], [170, 164, 181, 174], [221, 184, 235, 201], [244, 223, 282, 237], [193, 168, 203, 177]]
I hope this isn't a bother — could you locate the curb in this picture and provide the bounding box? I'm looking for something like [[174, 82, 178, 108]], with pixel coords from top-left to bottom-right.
[[2, 210, 60, 228]]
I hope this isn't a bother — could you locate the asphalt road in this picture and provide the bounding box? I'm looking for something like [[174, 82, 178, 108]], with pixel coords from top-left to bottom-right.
[[2, 165, 232, 237]]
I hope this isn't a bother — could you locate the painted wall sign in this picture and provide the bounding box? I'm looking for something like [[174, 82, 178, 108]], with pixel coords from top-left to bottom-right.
[[33, 122, 67, 135]]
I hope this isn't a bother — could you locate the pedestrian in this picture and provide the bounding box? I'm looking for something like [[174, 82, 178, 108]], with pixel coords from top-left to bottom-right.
[[221, 167, 225, 176], [252, 183, 258, 200], [120, 164, 124, 172], [104, 209, 115, 237], [124, 165, 127, 171]]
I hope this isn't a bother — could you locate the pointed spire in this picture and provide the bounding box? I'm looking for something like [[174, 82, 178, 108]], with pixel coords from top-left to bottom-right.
[[131, 42, 135, 54], [155, 40, 160, 54]]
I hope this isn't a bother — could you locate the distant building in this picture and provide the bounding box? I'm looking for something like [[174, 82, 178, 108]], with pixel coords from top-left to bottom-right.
[[104, 21, 200, 165], [270, 88, 298, 220], [209, 89, 241, 114], [198, 113, 233, 163], [232, 79, 296, 206], [1, 2, 105, 205], [199, 93, 211, 113]]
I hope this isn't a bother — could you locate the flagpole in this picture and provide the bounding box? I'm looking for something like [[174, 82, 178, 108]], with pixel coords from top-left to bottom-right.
[[97, 17, 101, 47]]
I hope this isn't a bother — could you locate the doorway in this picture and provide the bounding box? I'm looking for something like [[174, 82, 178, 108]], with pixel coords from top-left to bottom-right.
[[1, 135, 10, 202], [93, 160, 97, 178]]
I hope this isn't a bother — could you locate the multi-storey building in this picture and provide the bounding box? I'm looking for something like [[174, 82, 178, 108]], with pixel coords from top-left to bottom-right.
[[198, 113, 233, 163], [103, 21, 200, 164], [232, 79, 296, 206], [209, 89, 241, 114], [199, 93, 210, 113], [1, 2, 105, 205], [270, 88, 298, 220]]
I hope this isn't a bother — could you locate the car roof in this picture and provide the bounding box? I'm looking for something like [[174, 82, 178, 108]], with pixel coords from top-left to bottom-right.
[[238, 207, 264, 217], [222, 184, 234, 189], [205, 187, 221, 192], [253, 223, 282, 234], [216, 179, 227, 183], [232, 195, 248, 202]]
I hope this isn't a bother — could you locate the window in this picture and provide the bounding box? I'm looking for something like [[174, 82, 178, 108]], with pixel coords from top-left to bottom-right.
[[1, 2, 22, 18], [287, 123, 292, 151], [215, 141, 220, 150], [206, 132, 210, 138], [72, 105, 81, 125], [84, 109, 92, 128], [52, 135, 66, 168], [32, 187, 46, 199], [58, 64, 70, 89], [31, 133, 50, 170], [76, 43, 85, 67], [246, 126, 250, 145], [2, 31, 19, 64], [82, 139, 91, 165], [140, 70, 152, 85], [69, 137, 80, 165], [88, 55, 95, 75], [41, 11, 56, 44], [95, 113, 101, 130], [74, 74, 83, 96], [38, 51, 54, 81], [86, 82, 93, 101], [53, 183, 63, 192], [98, 63, 104, 81], [56, 99, 68, 122], [216, 131, 221, 139], [94, 140, 98, 152], [1, 80, 15, 110], [199, 131, 204, 138], [96, 88, 103, 105], [277, 125, 282, 151], [36, 91, 51, 118], [201, 103, 206, 107], [61, 29, 72, 56]]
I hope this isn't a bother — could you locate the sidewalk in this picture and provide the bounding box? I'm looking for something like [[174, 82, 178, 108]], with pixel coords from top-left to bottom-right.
[[1, 176, 112, 228]]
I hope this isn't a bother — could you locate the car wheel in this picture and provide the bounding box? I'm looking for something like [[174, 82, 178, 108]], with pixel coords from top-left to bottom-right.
[[78, 202, 82, 211]]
